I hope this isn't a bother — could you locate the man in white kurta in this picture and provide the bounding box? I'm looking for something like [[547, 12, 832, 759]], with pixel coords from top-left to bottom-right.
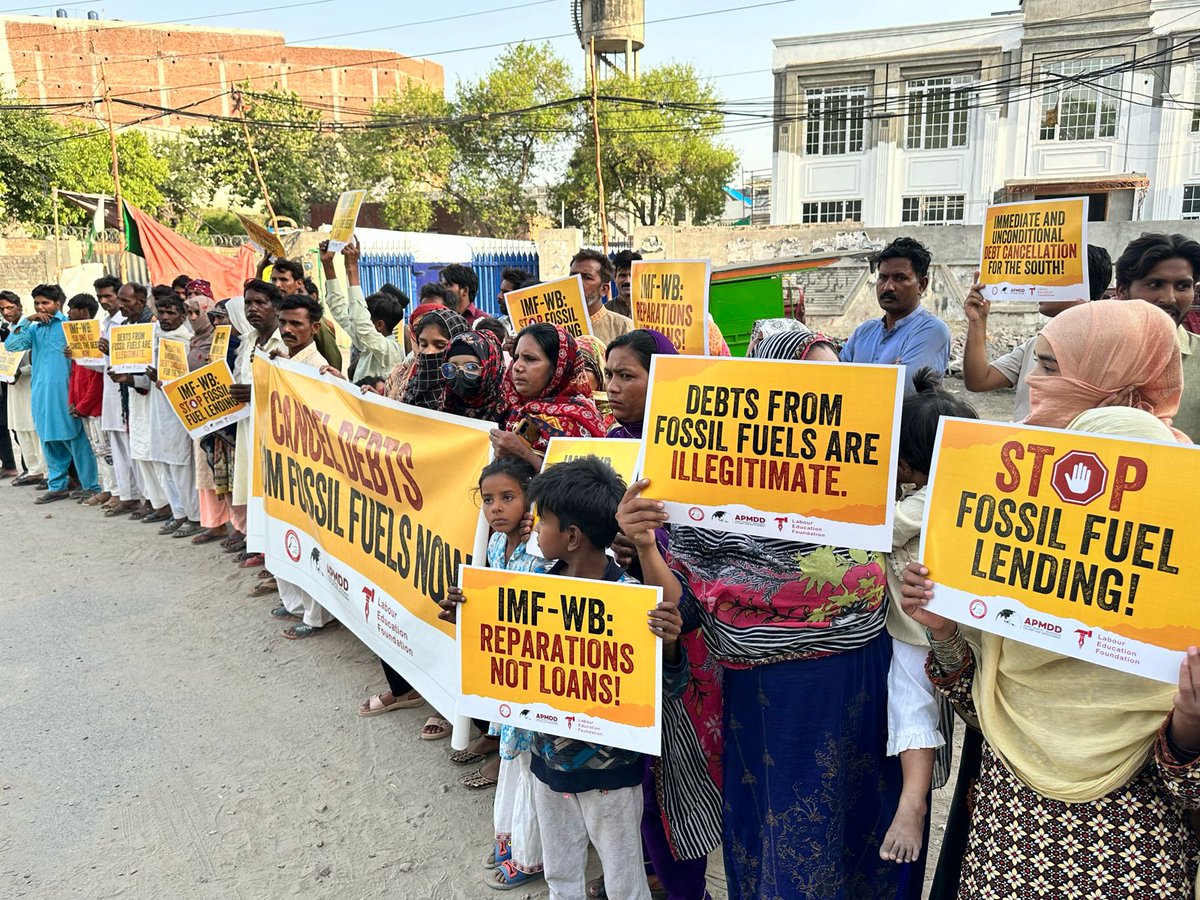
[[0, 293, 46, 484], [271, 294, 338, 639], [99, 305, 144, 513]]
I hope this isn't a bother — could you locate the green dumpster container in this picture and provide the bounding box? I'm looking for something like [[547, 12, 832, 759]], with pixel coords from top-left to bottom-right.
[[709, 274, 785, 357]]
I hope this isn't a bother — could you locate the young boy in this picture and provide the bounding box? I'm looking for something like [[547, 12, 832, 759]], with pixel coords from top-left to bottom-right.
[[488, 458, 685, 900], [66, 293, 115, 504]]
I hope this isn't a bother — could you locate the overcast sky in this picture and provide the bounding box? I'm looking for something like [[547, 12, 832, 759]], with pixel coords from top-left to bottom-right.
[[36, 0, 1003, 176]]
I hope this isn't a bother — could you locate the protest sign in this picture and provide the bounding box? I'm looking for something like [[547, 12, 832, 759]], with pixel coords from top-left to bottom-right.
[[209, 324, 231, 363], [162, 360, 249, 439], [250, 355, 492, 719], [635, 355, 902, 551], [63, 319, 105, 368], [503, 275, 592, 339], [157, 339, 190, 383], [921, 418, 1200, 684], [109, 323, 155, 374], [457, 566, 663, 754], [979, 197, 1088, 303], [543, 436, 640, 485], [631, 259, 710, 356], [236, 213, 288, 259], [327, 190, 366, 252], [0, 347, 22, 383]]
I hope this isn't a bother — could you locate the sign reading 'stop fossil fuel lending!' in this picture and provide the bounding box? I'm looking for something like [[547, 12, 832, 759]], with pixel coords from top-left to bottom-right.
[[921, 418, 1200, 684], [979, 197, 1088, 303], [635, 355, 903, 552]]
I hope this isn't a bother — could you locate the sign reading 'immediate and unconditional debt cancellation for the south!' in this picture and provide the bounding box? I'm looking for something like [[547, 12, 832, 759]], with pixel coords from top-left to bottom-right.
[[630, 259, 710, 356], [457, 566, 663, 754], [249, 355, 493, 719], [636, 355, 903, 551], [503, 275, 592, 339], [979, 197, 1089, 303], [921, 418, 1200, 684]]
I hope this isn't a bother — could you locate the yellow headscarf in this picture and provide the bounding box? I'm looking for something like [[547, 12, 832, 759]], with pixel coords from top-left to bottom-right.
[[973, 407, 1182, 803]]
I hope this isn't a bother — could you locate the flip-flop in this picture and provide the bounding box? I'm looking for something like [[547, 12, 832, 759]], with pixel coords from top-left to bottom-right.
[[281, 622, 338, 640], [485, 861, 543, 891], [249, 580, 279, 597], [172, 522, 204, 538], [419, 716, 452, 741], [34, 491, 71, 504], [358, 692, 425, 717], [223, 538, 247, 554], [191, 529, 224, 544], [461, 767, 499, 790], [449, 748, 491, 765]]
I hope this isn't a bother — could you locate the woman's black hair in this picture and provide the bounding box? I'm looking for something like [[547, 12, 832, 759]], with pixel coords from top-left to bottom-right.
[[473, 316, 508, 346], [899, 367, 979, 477], [474, 456, 538, 507], [514, 322, 560, 370], [605, 329, 659, 372]]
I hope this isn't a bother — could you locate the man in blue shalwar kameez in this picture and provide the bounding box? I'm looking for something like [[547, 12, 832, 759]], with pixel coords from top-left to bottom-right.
[[3, 284, 99, 503]]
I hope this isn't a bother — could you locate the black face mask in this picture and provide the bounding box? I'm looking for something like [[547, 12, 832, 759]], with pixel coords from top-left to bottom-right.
[[448, 369, 483, 397]]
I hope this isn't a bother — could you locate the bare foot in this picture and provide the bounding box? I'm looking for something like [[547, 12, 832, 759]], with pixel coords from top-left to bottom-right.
[[879, 799, 926, 863]]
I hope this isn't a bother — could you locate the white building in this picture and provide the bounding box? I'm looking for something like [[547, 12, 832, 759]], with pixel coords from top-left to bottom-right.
[[771, 0, 1200, 227]]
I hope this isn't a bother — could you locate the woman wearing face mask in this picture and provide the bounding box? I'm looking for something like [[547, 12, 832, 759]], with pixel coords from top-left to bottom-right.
[[383, 307, 468, 408], [440, 331, 509, 424]]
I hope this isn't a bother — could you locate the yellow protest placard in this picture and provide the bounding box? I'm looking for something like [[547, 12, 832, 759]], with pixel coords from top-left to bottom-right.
[[327, 190, 366, 252], [636, 355, 902, 551], [157, 339, 190, 383], [236, 213, 288, 259], [457, 565, 663, 754], [0, 347, 22, 384], [544, 436, 640, 485], [921, 418, 1200, 684], [631, 259, 710, 356], [250, 355, 493, 719], [109, 323, 155, 374], [162, 359, 249, 439], [979, 197, 1088, 303], [63, 319, 103, 365], [209, 324, 231, 363], [503, 275, 592, 339]]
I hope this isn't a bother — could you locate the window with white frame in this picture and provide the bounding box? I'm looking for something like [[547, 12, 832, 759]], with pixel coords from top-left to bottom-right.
[[901, 195, 965, 225], [804, 85, 867, 155], [1183, 185, 1200, 219], [800, 199, 863, 223], [906, 76, 973, 149], [1039, 56, 1122, 141]]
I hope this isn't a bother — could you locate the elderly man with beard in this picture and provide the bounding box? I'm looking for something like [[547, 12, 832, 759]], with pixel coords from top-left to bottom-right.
[[840, 237, 951, 394], [267, 293, 339, 640]]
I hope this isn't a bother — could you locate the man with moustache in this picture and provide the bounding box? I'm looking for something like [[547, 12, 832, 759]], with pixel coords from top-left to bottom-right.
[[269, 293, 338, 640], [1113, 232, 1200, 441], [840, 237, 951, 394], [95, 277, 146, 516]]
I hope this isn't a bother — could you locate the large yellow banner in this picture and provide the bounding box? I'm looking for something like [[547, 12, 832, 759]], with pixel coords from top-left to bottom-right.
[[64, 319, 104, 367], [162, 360, 249, 439], [109, 323, 155, 374], [631, 259, 710, 356], [250, 355, 492, 717], [457, 566, 663, 754], [636, 355, 902, 551], [503, 275, 592, 339], [979, 197, 1088, 303], [922, 418, 1200, 684]]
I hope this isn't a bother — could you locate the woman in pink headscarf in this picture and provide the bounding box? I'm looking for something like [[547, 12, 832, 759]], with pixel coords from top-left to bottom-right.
[[182, 279, 233, 545]]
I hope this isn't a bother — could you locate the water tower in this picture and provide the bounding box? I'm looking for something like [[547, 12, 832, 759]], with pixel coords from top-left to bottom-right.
[[572, 0, 644, 79]]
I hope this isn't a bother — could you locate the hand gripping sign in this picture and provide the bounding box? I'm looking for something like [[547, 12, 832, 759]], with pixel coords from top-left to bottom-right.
[[921, 418, 1200, 684]]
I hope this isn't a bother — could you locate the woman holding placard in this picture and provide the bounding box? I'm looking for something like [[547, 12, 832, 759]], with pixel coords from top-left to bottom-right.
[[617, 327, 912, 900], [901, 300, 1200, 898]]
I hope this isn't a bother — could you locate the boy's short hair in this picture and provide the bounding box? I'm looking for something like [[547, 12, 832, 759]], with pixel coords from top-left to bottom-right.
[[68, 292, 100, 317], [529, 457, 626, 550], [270, 258, 305, 282]]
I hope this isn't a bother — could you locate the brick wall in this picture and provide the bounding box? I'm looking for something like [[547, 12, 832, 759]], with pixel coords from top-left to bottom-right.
[[1, 14, 443, 128]]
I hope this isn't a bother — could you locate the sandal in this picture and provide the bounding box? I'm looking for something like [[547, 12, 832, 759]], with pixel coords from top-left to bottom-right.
[[270, 605, 302, 621], [11, 473, 40, 487], [483, 839, 512, 869], [143, 509, 172, 524], [485, 861, 543, 891], [239, 553, 265, 569], [223, 537, 247, 554], [158, 518, 185, 535], [461, 767, 499, 790], [419, 716, 452, 741], [249, 579, 279, 597], [172, 522, 204, 538], [34, 491, 71, 504], [358, 692, 425, 717], [586, 877, 665, 900], [449, 749, 489, 765], [282, 622, 337, 640], [191, 529, 225, 544]]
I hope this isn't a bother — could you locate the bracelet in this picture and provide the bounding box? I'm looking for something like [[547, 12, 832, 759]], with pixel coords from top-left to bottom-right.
[[928, 627, 968, 671]]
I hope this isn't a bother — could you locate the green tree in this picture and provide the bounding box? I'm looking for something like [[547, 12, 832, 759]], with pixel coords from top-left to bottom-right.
[[59, 129, 168, 222], [553, 64, 738, 236], [445, 43, 576, 238]]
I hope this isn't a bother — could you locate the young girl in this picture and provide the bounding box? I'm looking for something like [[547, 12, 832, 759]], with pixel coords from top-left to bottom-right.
[[880, 368, 979, 876], [442, 456, 548, 891]]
